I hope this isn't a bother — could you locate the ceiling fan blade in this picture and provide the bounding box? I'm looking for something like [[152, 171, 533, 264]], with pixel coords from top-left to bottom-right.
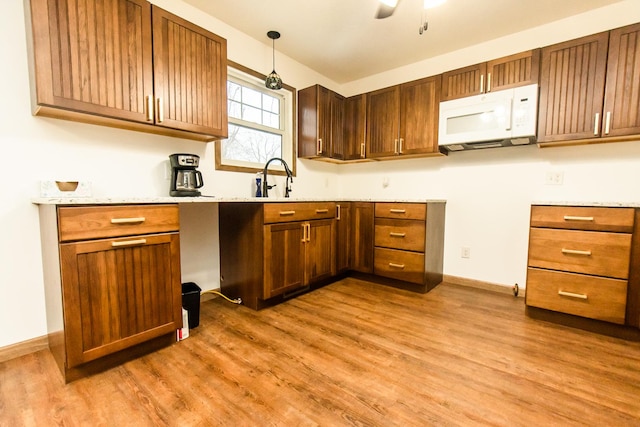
[[375, 0, 401, 19]]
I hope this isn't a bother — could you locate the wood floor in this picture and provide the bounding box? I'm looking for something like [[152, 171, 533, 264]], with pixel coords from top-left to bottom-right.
[[2, 278, 640, 426]]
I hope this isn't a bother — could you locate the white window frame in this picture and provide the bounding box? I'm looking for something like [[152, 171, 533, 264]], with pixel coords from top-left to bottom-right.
[[215, 62, 296, 176]]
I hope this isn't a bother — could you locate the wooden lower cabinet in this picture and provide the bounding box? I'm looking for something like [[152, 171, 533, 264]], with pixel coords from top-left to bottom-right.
[[336, 203, 352, 273], [526, 205, 640, 329], [351, 202, 374, 274], [38, 204, 182, 382]]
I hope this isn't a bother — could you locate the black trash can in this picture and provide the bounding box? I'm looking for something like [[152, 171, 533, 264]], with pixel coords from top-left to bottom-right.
[[181, 282, 201, 329]]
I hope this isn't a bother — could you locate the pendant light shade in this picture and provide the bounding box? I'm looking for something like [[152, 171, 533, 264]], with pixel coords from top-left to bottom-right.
[[265, 31, 283, 90]]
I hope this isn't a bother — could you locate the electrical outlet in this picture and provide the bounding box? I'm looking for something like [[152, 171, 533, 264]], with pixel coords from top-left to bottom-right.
[[545, 171, 564, 185], [461, 247, 471, 258]]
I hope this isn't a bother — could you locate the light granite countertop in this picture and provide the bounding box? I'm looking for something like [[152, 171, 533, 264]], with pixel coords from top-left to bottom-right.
[[532, 201, 640, 208], [32, 196, 447, 205]]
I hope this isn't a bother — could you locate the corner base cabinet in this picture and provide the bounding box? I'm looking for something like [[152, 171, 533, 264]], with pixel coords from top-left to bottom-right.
[[525, 205, 640, 330], [38, 204, 182, 382]]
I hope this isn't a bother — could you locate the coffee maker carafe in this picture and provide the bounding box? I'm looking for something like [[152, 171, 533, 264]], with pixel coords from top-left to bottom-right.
[[169, 153, 203, 197]]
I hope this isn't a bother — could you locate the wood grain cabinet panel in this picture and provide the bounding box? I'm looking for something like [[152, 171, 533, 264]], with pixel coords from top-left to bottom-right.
[[343, 94, 367, 160], [441, 50, 540, 101], [351, 202, 375, 274], [297, 85, 343, 159], [366, 86, 400, 158], [26, 0, 227, 141], [336, 203, 351, 273], [530, 205, 635, 232], [263, 222, 305, 299]]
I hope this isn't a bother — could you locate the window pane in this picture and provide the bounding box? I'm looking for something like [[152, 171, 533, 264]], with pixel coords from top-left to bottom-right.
[[228, 82, 242, 102], [242, 105, 262, 124], [242, 87, 262, 108], [228, 100, 242, 119], [263, 112, 279, 129], [263, 94, 280, 113], [222, 124, 282, 163]]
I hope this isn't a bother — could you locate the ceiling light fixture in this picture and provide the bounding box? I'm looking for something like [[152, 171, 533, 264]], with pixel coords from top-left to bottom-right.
[[265, 31, 283, 90], [419, 0, 446, 34]]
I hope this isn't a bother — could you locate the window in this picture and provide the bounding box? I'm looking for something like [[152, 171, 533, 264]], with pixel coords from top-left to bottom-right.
[[215, 63, 296, 176]]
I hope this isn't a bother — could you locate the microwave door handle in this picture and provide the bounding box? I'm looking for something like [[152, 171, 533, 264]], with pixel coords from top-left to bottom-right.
[[505, 99, 513, 131]]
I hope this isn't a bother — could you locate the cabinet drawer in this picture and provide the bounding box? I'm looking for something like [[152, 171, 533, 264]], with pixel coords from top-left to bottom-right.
[[375, 218, 425, 252], [263, 202, 336, 223], [58, 205, 179, 242], [526, 268, 627, 324], [528, 228, 632, 279], [531, 206, 634, 232], [374, 247, 424, 284], [375, 203, 426, 220]]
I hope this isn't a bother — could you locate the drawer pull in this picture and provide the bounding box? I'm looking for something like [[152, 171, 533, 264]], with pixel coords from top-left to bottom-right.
[[561, 248, 592, 256], [389, 262, 405, 269], [389, 232, 406, 238], [389, 209, 406, 214], [279, 210, 296, 216], [558, 290, 588, 300], [315, 209, 329, 214], [563, 215, 594, 222], [110, 217, 146, 224], [112, 238, 147, 247]]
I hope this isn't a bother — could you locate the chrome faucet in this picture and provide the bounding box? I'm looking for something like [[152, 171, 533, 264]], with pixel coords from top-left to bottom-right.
[[262, 157, 293, 198]]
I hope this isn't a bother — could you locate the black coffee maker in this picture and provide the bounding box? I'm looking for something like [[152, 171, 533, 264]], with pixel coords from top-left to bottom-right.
[[169, 153, 203, 197]]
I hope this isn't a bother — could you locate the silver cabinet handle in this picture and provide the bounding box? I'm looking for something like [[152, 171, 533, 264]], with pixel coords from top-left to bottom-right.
[[563, 215, 594, 222], [389, 262, 405, 269], [487, 72, 492, 92], [279, 210, 296, 216], [389, 232, 406, 238], [604, 111, 611, 135], [594, 112, 600, 136], [112, 238, 147, 247], [157, 97, 163, 123], [111, 217, 146, 224], [146, 95, 154, 121], [389, 209, 406, 214], [562, 248, 592, 256], [558, 290, 588, 300]]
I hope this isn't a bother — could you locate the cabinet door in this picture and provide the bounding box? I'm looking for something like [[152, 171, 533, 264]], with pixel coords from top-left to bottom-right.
[[336, 204, 351, 273], [537, 32, 609, 143], [28, 0, 154, 122], [602, 23, 640, 138], [351, 203, 375, 274], [297, 85, 332, 158], [305, 219, 336, 284], [329, 92, 346, 159], [343, 94, 367, 159], [264, 222, 305, 298], [366, 86, 400, 158], [59, 233, 181, 368], [152, 7, 228, 137], [317, 86, 333, 157], [441, 63, 486, 101], [487, 49, 540, 92], [399, 76, 441, 155]]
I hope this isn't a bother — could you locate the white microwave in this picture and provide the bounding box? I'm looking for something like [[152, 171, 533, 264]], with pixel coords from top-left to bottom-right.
[[438, 84, 539, 152]]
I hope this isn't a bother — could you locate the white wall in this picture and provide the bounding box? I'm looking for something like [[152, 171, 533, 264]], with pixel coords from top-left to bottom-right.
[[2, 0, 640, 348]]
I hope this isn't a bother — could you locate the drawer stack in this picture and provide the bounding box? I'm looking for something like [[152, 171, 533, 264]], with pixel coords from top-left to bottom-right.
[[526, 205, 634, 324], [374, 203, 427, 285]]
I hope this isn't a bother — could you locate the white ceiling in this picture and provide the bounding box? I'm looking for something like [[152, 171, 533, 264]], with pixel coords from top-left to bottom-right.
[[182, 0, 624, 84]]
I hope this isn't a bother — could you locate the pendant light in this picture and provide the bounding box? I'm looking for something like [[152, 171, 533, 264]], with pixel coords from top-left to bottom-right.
[[265, 31, 283, 90]]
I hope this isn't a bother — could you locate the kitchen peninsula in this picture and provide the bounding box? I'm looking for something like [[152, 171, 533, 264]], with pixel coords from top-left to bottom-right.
[[33, 196, 445, 381]]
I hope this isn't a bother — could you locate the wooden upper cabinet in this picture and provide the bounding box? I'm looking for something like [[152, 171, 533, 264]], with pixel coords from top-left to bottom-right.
[[441, 50, 540, 101], [343, 94, 367, 160], [602, 23, 640, 138], [26, 0, 227, 141], [27, 0, 154, 122], [366, 85, 401, 158], [329, 91, 346, 159], [367, 76, 441, 158], [537, 32, 609, 143], [399, 75, 441, 155], [297, 85, 338, 159], [152, 8, 228, 138]]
